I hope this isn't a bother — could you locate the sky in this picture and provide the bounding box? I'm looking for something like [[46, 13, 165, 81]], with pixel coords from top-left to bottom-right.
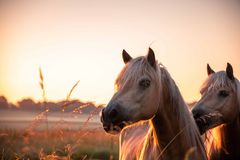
[[0, 0, 240, 104]]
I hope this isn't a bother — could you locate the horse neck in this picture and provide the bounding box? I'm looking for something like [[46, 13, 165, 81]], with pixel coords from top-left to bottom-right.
[[210, 114, 240, 160], [150, 68, 206, 160]]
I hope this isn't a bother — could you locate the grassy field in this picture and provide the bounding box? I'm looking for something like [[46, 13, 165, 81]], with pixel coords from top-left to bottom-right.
[[0, 129, 119, 160], [0, 111, 119, 160]]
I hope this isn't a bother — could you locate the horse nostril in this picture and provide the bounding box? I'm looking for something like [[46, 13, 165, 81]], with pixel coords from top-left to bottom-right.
[[109, 108, 118, 119]]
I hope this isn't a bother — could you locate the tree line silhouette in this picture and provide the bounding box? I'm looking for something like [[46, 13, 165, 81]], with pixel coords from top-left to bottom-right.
[[0, 95, 101, 114]]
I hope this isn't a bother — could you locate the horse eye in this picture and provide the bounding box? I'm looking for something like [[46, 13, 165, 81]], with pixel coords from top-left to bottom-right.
[[139, 79, 151, 88], [218, 90, 229, 97]]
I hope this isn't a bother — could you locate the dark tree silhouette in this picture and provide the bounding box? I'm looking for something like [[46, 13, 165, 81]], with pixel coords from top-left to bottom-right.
[[0, 96, 8, 110], [17, 98, 40, 111], [0, 95, 102, 114]]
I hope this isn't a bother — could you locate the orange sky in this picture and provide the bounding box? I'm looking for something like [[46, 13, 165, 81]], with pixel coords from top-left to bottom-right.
[[0, 0, 240, 104]]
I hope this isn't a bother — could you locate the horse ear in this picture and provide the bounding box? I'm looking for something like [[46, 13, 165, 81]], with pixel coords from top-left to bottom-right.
[[147, 48, 156, 68], [122, 50, 132, 64], [226, 62, 234, 80], [207, 64, 215, 75]]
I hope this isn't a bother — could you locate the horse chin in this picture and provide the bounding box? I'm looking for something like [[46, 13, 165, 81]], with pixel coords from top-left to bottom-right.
[[195, 112, 224, 135], [103, 122, 126, 135]]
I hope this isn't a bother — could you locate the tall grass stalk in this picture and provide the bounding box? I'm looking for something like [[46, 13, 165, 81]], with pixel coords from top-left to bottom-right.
[[38, 67, 49, 136], [60, 80, 80, 126]]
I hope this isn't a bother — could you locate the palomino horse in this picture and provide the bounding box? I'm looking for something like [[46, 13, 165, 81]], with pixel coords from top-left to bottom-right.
[[192, 63, 240, 160], [101, 48, 207, 160]]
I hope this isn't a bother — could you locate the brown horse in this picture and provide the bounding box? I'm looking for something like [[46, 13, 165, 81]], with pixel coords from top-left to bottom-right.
[[101, 48, 207, 160], [192, 63, 240, 160]]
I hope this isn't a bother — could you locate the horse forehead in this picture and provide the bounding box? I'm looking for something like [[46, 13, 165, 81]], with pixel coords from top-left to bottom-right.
[[116, 60, 154, 84], [201, 71, 234, 93]]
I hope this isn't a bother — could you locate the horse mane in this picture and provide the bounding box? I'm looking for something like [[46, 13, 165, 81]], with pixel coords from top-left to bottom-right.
[[159, 65, 189, 122], [119, 121, 150, 160], [158, 66, 205, 150]]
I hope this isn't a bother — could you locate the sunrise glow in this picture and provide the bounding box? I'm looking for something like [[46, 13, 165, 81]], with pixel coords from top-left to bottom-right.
[[0, 0, 240, 104]]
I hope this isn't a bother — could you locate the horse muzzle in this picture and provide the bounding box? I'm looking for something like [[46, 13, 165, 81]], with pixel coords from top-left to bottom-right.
[[192, 106, 224, 134], [100, 106, 129, 135]]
